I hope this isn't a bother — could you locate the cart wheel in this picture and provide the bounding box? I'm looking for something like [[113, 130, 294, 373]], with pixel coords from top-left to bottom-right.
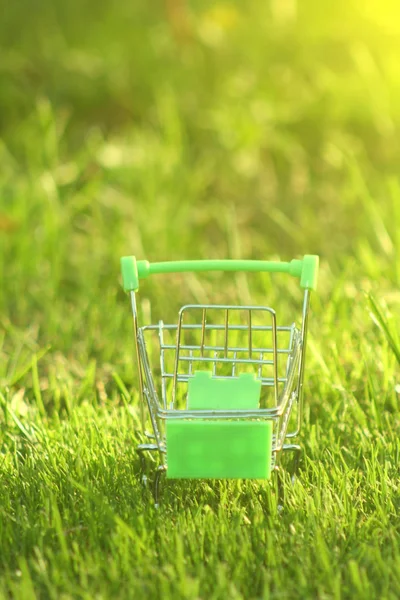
[[136, 443, 159, 488], [153, 464, 167, 508]]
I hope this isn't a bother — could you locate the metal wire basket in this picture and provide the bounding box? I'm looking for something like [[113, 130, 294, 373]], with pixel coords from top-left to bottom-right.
[[120, 256, 319, 503]]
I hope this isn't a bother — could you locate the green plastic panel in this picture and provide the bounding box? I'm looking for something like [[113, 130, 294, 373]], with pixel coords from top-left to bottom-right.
[[120, 255, 319, 291], [187, 371, 261, 410], [300, 255, 319, 291], [120, 256, 139, 292], [166, 420, 272, 479]]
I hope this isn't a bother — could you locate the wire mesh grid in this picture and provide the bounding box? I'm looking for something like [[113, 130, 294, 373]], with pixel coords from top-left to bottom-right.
[[140, 304, 301, 414]]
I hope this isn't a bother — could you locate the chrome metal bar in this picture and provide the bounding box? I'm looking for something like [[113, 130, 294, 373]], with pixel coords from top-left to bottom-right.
[[142, 388, 163, 448], [200, 308, 206, 357], [136, 443, 159, 453], [175, 303, 280, 311], [176, 355, 274, 366], [212, 351, 217, 376], [159, 343, 292, 354], [275, 391, 297, 451], [158, 320, 167, 410], [282, 444, 301, 452], [137, 329, 166, 451], [224, 309, 229, 358], [248, 309, 252, 358], [142, 323, 293, 333], [161, 372, 288, 384], [258, 352, 263, 380], [158, 407, 283, 419], [232, 350, 237, 377], [271, 311, 279, 406], [171, 308, 185, 408], [154, 464, 167, 507], [188, 350, 193, 377], [285, 325, 295, 377], [294, 289, 311, 436], [288, 325, 295, 351], [130, 292, 145, 432]]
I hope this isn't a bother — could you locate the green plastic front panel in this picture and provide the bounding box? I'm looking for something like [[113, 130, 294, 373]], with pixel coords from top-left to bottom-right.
[[166, 420, 272, 479], [187, 371, 261, 411]]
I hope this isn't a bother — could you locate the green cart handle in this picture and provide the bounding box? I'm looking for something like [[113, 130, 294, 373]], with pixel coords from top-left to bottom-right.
[[120, 255, 319, 292]]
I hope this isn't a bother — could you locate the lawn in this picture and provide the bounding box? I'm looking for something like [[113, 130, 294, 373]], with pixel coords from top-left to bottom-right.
[[0, 1, 399, 598]]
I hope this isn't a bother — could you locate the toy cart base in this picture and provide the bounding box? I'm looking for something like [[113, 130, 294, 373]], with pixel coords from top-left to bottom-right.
[[121, 255, 319, 504]]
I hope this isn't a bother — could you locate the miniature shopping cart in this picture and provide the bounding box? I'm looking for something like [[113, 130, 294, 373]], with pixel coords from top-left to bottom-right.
[[120, 255, 319, 503]]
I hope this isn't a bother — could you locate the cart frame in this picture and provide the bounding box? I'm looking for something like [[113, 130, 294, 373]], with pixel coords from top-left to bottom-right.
[[121, 255, 319, 503]]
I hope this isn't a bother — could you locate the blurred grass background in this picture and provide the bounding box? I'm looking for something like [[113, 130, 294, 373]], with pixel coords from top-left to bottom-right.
[[1, 0, 400, 354], [0, 1, 399, 598]]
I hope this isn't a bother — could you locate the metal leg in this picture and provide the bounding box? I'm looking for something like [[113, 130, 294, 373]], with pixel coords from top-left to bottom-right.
[[153, 464, 167, 508], [136, 443, 159, 486], [282, 443, 301, 484], [138, 453, 148, 486]]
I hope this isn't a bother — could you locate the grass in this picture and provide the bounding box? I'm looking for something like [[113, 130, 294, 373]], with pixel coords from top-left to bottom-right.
[[0, 0, 400, 598]]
